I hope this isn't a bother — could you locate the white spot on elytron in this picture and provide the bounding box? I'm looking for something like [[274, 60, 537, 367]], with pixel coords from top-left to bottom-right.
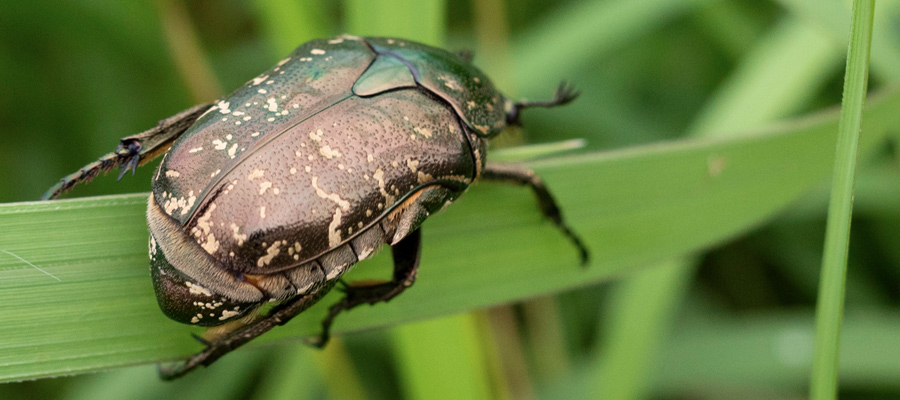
[[328, 38, 344, 44], [181, 191, 197, 216], [251, 131, 260, 137], [258, 89, 268, 94], [311, 49, 326, 55], [230, 223, 248, 246], [252, 74, 269, 85], [305, 165, 312, 172], [197, 203, 217, 235], [202, 233, 219, 254], [188, 147, 204, 153], [266, 98, 279, 112], [406, 159, 419, 173], [414, 127, 433, 138], [267, 117, 275, 122], [308, 155, 314, 161], [233, 111, 244, 116], [277, 57, 291, 66], [228, 143, 238, 159], [338, 164, 344, 170], [259, 181, 273, 195], [290, 167, 297, 174], [367, 153, 374, 163], [248, 169, 265, 180], [235, 121, 241, 125], [166, 170, 181, 178], [211, 169, 221, 178], [225, 134, 233, 140], [292, 103, 299, 109], [319, 145, 341, 159], [372, 169, 395, 204], [217, 101, 231, 114], [474, 77, 481, 83], [295, 150, 302, 158], [418, 171, 434, 184], [219, 310, 240, 320], [243, 116, 252, 121], [366, 209, 372, 217], [212, 139, 227, 150], [309, 129, 323, 142], [186, 282, 212, 296], [312, 176, 350, 210], [260, 206, 266, 219], [257, 241, 282, 267], [328, 208, 342, 247], [466, 101, 477, 110]]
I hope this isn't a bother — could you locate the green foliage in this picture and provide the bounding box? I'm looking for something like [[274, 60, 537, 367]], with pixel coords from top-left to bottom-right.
[[2, 0, 900, 398]]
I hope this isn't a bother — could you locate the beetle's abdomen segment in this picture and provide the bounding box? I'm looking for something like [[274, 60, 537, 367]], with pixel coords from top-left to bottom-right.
[[150, 247, 253, 326], [148, 195, 266, 326]]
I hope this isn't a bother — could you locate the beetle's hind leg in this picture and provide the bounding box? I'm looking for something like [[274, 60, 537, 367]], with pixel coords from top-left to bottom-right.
[[158, 281, 336, 380], [481, 164, 590, 265], [308, 229, 422, 348], [43, 103, 212, 200]]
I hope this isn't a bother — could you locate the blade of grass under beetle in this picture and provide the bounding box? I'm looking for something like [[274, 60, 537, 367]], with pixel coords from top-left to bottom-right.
[[810, 1, 875, 398], [2, 84, 900, 381]]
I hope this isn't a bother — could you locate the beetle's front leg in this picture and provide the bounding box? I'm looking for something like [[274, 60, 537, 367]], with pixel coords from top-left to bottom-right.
[[308, 228, 422, 348], [481, 164, 590, 264], [43, 103, 213, 200]]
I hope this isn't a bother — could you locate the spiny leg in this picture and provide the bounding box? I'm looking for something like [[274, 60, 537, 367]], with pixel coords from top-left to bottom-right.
[[43, 103, 213, 200], [159, 280, 336, 380], [481, 164, 589, 265], [506, 82, 580, 127], [308, 228, 422, 348]]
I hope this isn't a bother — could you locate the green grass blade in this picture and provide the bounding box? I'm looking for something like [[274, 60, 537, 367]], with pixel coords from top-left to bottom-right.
[[810, 1, 875, 398], [656, 311, 900, 393], [343, 0, 445, 45], [251, 0, 331, 56], [2, 84, 900, 381], [390, 314, 493, 400]]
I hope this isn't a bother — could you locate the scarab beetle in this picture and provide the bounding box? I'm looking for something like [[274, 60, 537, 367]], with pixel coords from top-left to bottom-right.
[[45, 35, 588, 378]]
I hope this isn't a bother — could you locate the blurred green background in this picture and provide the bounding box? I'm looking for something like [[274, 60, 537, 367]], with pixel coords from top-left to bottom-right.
[[3, 0, 900, 399]]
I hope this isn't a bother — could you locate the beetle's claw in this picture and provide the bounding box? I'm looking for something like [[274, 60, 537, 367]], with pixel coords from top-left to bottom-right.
[[554, 81, 580, 105], [116, 154, 140, 181]]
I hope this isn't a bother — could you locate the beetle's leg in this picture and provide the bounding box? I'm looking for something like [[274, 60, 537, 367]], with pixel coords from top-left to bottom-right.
[[308, 228, 422, 348], [158, 280, 336, 380], [481, 164, 589, 264], [43, 103, 213, 200], [506, 82, 580, 126]]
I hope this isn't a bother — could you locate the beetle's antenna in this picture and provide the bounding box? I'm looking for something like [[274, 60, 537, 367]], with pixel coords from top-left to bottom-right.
[[507, 82, 580, 126]]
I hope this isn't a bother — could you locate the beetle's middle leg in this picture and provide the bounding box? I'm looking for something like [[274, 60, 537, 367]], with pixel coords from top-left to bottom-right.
[[481, 164, 590, 264], [309, 228, 422, 348]]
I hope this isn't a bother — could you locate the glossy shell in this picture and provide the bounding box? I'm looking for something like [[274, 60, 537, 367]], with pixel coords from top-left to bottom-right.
[[147, 36, 506, 325]]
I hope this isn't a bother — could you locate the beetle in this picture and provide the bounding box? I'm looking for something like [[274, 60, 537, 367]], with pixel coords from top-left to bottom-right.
[[44, 35, 588, 379]]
